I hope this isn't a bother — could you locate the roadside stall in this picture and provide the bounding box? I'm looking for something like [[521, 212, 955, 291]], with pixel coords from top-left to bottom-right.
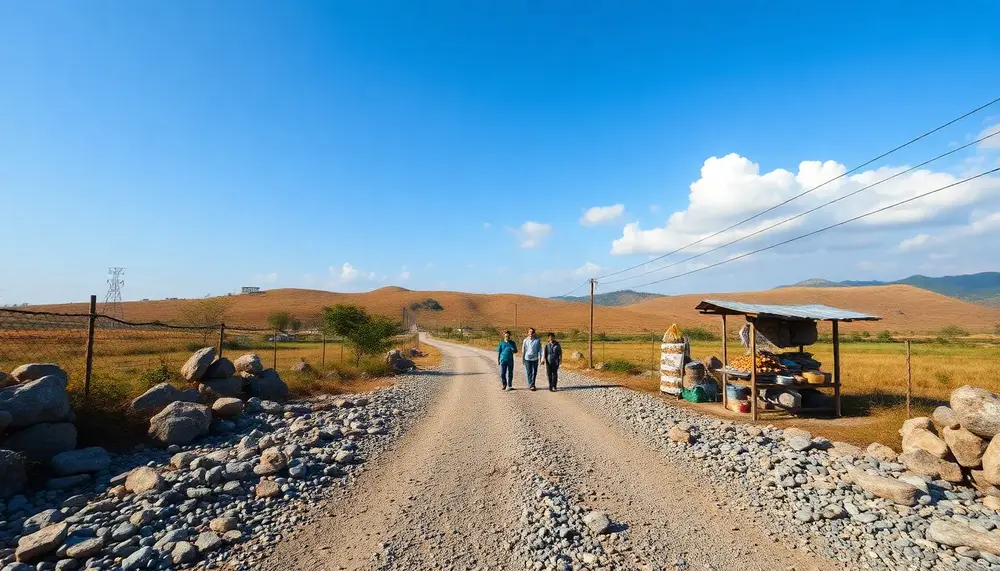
[[694, 300, 881, 421]]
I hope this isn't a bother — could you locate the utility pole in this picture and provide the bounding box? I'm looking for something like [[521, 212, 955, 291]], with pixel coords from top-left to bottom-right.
[[588, 279, 595, 369]]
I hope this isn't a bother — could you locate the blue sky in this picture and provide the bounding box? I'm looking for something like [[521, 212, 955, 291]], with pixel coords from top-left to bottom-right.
[[2, 1, 1000, 304]]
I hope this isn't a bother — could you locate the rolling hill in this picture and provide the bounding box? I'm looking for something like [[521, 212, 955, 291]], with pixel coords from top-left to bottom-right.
[[25, 284, 1000, 334], [779, 272, 1000, 308], [553, 290, 665, 306]]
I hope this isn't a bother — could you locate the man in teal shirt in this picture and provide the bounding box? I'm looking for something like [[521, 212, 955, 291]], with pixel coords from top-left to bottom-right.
[[497, 330, 517, 391]]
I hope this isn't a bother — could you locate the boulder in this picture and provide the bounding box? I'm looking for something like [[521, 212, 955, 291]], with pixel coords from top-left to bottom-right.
[[121, 546, 156, 571], [933, 406, 961, 429], [0, 376, 70, 428], [981, 435, 1000, 485], [65, 536, 104, 559], [866, 442, 898, 462], [847, 468, 920, 506], [15, 522, 68, 562], [129, 383, 197, 418], [944, 426, 987, 468], [571, 351, 584, 360], [783, 427, 812, 441], [901, 427, 948, 459], [247, 369, 288, 401], [828, 442, 864, 459], [148, 401, 212, 446], [0, 450, 26, 498], [212, 397, 244, 418], [171, 541, 197, 565], [22, 508, 63, 534], [951, 385, 1000, 439], [971, 470, 1000, 497], [899, 417, 934, 439], [124, 467, 163, 494], [234, 354, 263, 375], [927, 520, 1000, 556], [51, 447, 110, 476], [181, 347, 216, 382], [667, 425, 694, 444], [291, 359, 312, 373], [1, 423, 76, 462], [583, 511, 611, 534], [385, 350, 415, 373], [203, 357, 236, 380], [899, 449, 963, 482], [10, 364, 66, 384], [197, 377, 244, 404]]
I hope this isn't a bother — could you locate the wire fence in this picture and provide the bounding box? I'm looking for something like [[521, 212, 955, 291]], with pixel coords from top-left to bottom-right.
[[0, 298, 422, 406]]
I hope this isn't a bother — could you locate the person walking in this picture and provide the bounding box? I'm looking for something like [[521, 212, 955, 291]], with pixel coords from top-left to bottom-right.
[[522, 327, 541, 391], [542, 332, 562, 391], [497, 330, 517, 391]]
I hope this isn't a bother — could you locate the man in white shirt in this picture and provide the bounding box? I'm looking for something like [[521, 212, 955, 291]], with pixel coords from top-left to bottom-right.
[[522, 328, 541, 391]]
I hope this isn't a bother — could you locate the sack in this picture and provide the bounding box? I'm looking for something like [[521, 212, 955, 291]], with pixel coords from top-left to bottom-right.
[[681, 385, 712, 403], [659, 341, 685, 395]]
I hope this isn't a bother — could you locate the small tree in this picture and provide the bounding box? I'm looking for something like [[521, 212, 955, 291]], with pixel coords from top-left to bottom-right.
[[267, 311, 293, 332], [176, 298, 231, 343], [290, 318, 302, 333], [321, 304, 401, 364]]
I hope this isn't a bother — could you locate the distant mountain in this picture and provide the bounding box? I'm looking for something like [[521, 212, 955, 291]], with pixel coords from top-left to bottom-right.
[[553, 289, 665, 306], [778, 272, 1000, 307]]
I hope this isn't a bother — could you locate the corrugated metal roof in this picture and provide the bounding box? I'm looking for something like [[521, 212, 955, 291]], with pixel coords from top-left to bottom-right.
[[695, 299, 881, 322]]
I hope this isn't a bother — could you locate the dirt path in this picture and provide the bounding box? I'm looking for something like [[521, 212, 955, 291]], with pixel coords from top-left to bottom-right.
[[260, 339, 836, 571]]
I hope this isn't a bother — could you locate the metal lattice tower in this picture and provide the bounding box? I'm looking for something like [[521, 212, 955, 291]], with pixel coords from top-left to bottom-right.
[[103, 267, 125, 320]]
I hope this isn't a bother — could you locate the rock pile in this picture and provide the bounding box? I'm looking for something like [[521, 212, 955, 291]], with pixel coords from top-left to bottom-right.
[[0, 364, 81, 497], [385, 349, 415, 373], [0, 371, 429, 570], [129, 349, 290, 446]]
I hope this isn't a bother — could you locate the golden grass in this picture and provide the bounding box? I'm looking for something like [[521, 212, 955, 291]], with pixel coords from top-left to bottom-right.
[[25, 284, 1000, 334], [451, 335, 1000, 449]]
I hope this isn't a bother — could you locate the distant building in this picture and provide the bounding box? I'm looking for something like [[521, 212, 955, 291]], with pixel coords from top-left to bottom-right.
[[241, 286, 262, 295]]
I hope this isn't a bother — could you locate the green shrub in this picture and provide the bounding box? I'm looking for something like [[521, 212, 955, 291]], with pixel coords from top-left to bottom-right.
[[875, 330, 893, 342], [682, 327, 718, 341], [939, 325, 970, 338], [138, 363, 174, 388], [602, 358, 641, 375]]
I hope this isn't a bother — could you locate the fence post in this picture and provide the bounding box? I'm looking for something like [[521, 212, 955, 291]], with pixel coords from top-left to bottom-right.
[[322, 332, 326, 368], [272, 328, 278, 369], [84, 295, 97, 398], [905, 340, 912, 418], [218, 323, 225, 359]]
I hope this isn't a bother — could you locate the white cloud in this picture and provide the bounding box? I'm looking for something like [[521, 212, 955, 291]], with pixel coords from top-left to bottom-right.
[[611, 153, 1000, 257], [897, 234, 930, 252], [979, 123, 1000, 151], [580, 204, 625, 226], [514, 221, 552, 248], [339, 263, 359, 282], [398, 266, 411, 281], [573, 262, 601, 277]]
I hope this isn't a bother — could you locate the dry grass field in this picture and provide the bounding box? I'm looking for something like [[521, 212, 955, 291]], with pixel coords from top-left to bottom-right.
[[454, 334, 1000, 449], [26, 284, 1000, 334]]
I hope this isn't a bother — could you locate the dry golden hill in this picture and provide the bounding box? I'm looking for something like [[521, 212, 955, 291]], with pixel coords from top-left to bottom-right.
[[26, 284, 1000, 334]]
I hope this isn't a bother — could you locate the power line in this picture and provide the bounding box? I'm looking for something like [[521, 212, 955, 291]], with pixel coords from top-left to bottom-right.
[[595, 95, 1000, 282], [600, 128, 1000, 286], [553, 280, 591, 299], [623, 166, 1000, 290]]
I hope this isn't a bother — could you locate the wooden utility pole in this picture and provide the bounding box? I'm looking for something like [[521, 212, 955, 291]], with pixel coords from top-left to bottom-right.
[[588, 279, 595, 369], [905, 340, 912, 418]]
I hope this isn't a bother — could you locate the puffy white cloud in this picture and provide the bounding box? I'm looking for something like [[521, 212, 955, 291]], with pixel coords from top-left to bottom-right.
[[611, 153, 1000, 257], [339, 263, 358, 282], [514, 221, 552, 248], [580, 204, 625, 226], [979, 123, 1000, 151]]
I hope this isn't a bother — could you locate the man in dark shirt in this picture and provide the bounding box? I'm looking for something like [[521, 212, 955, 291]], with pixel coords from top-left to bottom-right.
[[542, 332, 563, 392], [496, 330, 517, 391]]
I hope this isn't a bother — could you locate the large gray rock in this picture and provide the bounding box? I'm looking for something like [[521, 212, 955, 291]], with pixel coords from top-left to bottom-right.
[[1, 423, 76, 462], [198, 377, 244, 404], [15, 522, 68, 562], [21, 508, 62, 535], [148, 401, 212, 446], [0, 449, 26, 498], [0, 376, 70, 428], [51, 447, 110, 476], [212, 397, 244, 418], [247, 369, 288, 401], [901, 427, 948, 459], [128, 383, 196, 418], [927, 520, 1000, 556], [203, 358, 236, 380], [952, 385, 1000, 439], [933, 406, 961, 429], [848, 468, 920, 506], [944, 426, 987, 468], [899, 449, 963, 482], [866, 442, 897, 462], [234, 353, 263, 375], [181, 347, 216, 382], [385, 349, 415, 373], [898, 417, 933, 439], [981, 435, 1000, 485], [121, 546, 156, 571], [583, 511, 611, 534], [10, 364, 66, 384]]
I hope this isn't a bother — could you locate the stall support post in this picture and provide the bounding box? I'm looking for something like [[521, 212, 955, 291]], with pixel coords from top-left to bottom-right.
[[832, 320, 841, 417], [750, 320, 758, 422], [721, 315, 728, 406]]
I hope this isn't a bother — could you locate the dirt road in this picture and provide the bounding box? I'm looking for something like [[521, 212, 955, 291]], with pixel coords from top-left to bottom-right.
[[260, 338, 835, 571]]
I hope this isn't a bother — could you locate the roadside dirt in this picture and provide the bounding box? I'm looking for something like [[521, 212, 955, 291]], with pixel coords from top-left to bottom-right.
[[259, 339, 836, 571]]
